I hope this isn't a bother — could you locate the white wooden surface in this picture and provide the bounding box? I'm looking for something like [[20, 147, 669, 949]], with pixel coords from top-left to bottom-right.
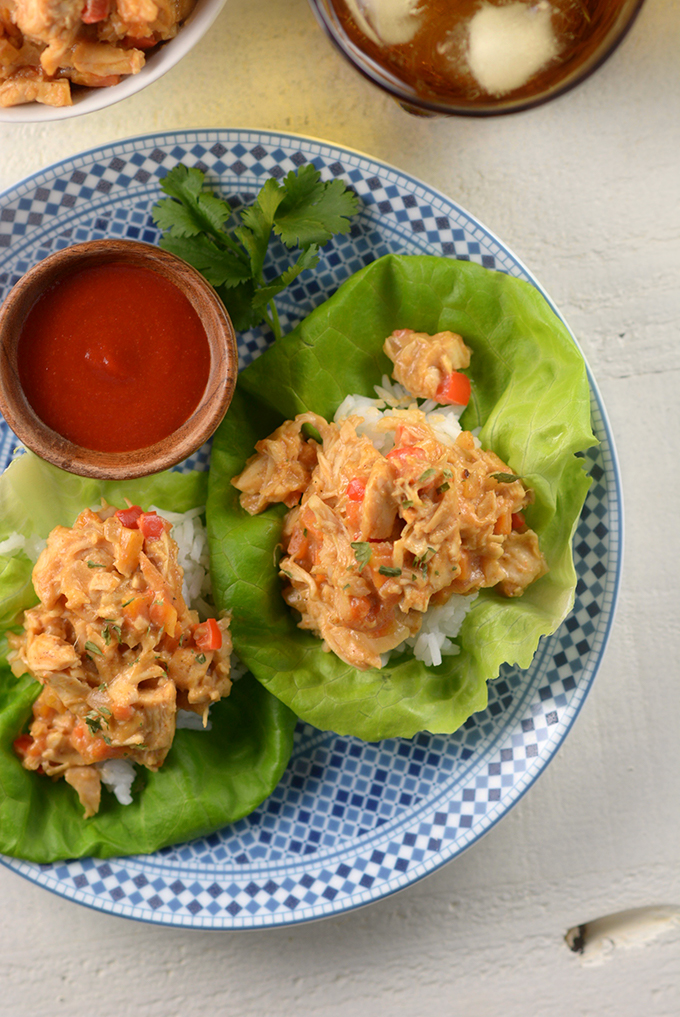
[[0, 1, 678, 1013]]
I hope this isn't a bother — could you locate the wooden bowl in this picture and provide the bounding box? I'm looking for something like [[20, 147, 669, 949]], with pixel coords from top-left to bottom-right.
[[0, 239, 237, 480]]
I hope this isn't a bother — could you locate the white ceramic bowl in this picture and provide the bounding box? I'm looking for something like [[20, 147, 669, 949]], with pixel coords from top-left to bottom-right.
[[0, 0, 227, 123]]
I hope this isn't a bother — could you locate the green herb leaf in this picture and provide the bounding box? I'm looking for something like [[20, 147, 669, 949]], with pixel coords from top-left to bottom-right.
[[195, 653, 207, 665], [436, 482, 450, 494], [350, 541, 372, 570], [86, 560, 105, 569], [413, 547, 436, 571], [84, 640, 102, 656], [250, 245, 320, 309], [418, 468, 436, 483], [378, 566, 402, 577], [85, 714, 103, 735], [152, 164, 359, 340], [274, 165, 359, 249], [107, 623, 122, 643], [491, 472, 523, 483], [154, 165, 231, 239], [159, 234, 251, 289]]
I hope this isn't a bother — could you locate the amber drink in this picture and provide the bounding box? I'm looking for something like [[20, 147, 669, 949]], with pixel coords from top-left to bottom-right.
[[310, 0, 645, 114]]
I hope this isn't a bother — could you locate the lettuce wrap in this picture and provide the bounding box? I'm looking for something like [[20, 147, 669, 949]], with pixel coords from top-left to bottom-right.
[[207, 254, 596, 740], [0, 452, 296, 862]]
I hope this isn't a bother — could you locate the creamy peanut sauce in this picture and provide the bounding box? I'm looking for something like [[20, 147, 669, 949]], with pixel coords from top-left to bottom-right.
[[232, 329, 547, 672], [8, 504, 231, 817]]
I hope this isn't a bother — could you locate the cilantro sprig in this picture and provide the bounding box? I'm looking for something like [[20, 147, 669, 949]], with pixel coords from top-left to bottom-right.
[[152, 164, 360, 339]]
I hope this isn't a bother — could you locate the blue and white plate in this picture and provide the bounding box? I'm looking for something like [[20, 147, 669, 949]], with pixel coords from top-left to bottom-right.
[[0, 130, 622, 929]]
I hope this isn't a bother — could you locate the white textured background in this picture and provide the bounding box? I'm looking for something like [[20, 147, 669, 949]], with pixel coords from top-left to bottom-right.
[[0, 0, 679, 1013]]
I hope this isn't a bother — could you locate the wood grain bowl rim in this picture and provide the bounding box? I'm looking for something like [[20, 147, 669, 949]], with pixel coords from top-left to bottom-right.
[[0, 239, 238, 480]]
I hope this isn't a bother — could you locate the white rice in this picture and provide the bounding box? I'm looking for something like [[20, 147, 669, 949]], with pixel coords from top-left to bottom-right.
[[149, 504, 212, 612], [97, 758, 136, 806], [0, 531, 47, 560], [176, 709, 212, 731], [336, 379, 476, 667], [334, 374, 467, 454]]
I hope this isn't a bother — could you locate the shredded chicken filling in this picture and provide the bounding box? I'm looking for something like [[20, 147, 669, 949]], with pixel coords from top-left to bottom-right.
[[232, 329, 547, 671], [0, 0, 196, 106], [8, 504, 231, 817]]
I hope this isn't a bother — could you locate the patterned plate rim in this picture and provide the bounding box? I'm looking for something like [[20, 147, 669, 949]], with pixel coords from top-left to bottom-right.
[[0, 130, 623, 928]]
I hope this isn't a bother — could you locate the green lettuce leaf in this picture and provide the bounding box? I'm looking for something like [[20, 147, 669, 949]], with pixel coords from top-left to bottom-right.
[[207, 254, 596, 741], [0, 452, 296, 862]]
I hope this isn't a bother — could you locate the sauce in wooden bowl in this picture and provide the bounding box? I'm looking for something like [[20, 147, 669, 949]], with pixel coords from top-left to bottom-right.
[[18, 262, 211, 453]]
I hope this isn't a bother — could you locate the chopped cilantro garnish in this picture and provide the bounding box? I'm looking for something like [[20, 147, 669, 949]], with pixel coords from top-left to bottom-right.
[[351, 541, 372, 571], [84, 640, 102, 656], [102, 622, 122, 644], [86, 560, 105, 569], [413, 547, 436, 570], [491, 472, 523, 483], [378, 566, 402, 577]]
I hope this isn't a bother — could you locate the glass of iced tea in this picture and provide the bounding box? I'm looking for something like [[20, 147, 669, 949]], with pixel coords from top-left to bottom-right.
[[307, 0, 645, 116]]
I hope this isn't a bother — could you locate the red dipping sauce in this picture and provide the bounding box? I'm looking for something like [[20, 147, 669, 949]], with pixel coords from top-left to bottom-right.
[[17, 262, 211, 453]]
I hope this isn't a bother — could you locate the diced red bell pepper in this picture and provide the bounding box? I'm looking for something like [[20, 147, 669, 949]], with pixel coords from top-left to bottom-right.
[[193, 618, 222, 652], [386, 445, 427, 467], [346, 479, 366, 501], [81, 0, 110, 22], [435, 371, 471, 406], [13, 733, 33, 758], [138, 512, 170, 540], [115, 505, 143, 529], [511, 512, 526, 532]]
